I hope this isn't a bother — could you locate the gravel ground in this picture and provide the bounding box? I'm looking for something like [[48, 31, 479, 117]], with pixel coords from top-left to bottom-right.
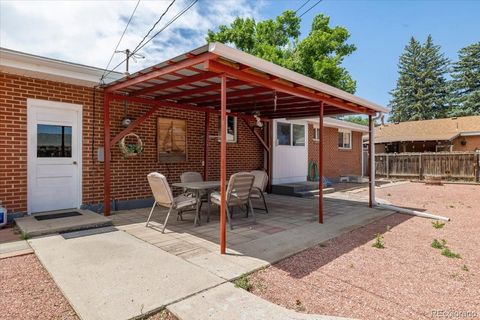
[[0, 254, 78, 320], [249, 183, 480, 320]]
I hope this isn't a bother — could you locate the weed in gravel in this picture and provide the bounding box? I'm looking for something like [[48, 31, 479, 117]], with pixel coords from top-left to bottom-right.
[[372, 234, 385, 249], [431, 239, 447, 249], [234, 275, 253, 292], [432, 221, 445, 229], [462, 265, 469, 272], [20, 232, 29, 240], [294, 299, 306, 312], [442, 248, 461, 259]]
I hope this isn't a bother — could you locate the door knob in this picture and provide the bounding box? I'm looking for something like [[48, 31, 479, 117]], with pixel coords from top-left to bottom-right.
[[73, 161, 78, 165]]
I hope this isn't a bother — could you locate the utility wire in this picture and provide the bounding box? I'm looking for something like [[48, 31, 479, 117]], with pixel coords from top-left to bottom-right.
[[102, 0, 198, 81], [100, 0, 140, 83], [299, 0, 323, 17], [132, 0, 176, 54], [295, 0, 311, 13]]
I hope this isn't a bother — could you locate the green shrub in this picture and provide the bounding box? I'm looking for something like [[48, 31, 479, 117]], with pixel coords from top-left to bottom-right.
[[372, 234, 385, 249], [432, 221, 445, 229], [441, 248, 461, 259], [431, 239, 446, 249], [234, 275, 253, 291]]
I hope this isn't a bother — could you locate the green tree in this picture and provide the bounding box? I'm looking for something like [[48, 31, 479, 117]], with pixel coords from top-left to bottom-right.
[[340, 115, 369, 126], [207, 10, 357, 93], [389, 35, 450, 122], [448, 42, 480, 116]]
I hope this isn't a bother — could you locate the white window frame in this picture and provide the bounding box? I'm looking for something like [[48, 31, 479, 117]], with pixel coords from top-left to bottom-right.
[[338, 129, 352, 150], [218, 115, 237, 143], [276, 122, 305, 147], [312, 127, 320, 141]]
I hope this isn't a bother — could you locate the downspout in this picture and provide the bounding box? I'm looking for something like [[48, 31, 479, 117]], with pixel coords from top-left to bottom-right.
[[371, 113, 450, 222]]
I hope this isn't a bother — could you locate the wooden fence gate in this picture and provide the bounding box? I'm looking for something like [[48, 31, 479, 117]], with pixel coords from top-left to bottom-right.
[[375, 152, 480, 181]]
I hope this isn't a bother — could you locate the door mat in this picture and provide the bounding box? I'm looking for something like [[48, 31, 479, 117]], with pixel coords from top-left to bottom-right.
[[34, 211, 82, 221]]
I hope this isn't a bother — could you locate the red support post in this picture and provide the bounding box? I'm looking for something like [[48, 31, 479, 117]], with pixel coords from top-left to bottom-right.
[[203, 112, 210, 180], [103, 94, 111, 216], [220, 74, 227, 254], [319, 102, 324, 224], [368, 114, 373, 208]]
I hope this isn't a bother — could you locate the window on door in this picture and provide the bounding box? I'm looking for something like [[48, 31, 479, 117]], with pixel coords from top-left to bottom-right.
[[277, 122, 305, 146], [338, 129, 352, 149], [37, 124, 72, 157]]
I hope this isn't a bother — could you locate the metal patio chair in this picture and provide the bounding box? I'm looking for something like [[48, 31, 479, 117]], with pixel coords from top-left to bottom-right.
[[146, 172, 197, 233], [249, 170, 269, 213], [210, 172, 255, 230]]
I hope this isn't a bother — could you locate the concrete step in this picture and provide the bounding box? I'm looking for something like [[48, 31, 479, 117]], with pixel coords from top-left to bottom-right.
[[294, 187, 335, 197], [15, 209, 112, 238]]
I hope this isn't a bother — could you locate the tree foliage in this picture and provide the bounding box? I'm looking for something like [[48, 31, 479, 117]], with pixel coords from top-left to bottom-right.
[[341, 115, 369, 126], [207, 10, 357, 93], [448, 42, 480, 116], [389, 35, 450, 122]]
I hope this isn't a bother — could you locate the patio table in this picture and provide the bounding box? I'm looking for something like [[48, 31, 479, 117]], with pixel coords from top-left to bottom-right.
[[172, 181, 221, 226]]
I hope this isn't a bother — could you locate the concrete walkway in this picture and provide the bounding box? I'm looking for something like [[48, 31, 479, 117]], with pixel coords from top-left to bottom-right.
[[29, 231, 224, 320], [168, 282, 350, 320]]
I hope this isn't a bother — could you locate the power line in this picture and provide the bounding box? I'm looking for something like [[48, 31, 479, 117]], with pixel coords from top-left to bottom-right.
[[132, 0, 176, 54], [100, 0, 140, 83], [102, 0, 198, 81], [295, 0, 311, 13], [299, 0, 323, 18]]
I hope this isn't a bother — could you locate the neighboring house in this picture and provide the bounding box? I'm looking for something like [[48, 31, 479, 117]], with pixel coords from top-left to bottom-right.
[[374, 116, 480, 153], [0, 47, 264, 217], [272, 117, 368, 184]]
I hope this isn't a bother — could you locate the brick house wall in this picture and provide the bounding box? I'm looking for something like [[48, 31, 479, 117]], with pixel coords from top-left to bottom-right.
[[307, 124, 363, 179], [0, 72, 263, 215]]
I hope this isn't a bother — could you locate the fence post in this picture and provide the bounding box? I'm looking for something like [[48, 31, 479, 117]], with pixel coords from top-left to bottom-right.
[[386, 154, 390, 179], [419, 153, 423, 180]]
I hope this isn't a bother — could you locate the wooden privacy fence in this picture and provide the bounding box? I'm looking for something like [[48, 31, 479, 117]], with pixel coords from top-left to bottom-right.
[[375, 152, 480, 181]]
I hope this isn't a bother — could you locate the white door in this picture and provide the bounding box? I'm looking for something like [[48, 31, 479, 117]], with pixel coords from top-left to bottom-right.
[[27, 99, 82, 214]]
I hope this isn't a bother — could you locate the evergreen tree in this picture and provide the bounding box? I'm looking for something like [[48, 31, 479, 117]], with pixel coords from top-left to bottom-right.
[[389, 35, 450, 122], [448, 42, 480, 116]]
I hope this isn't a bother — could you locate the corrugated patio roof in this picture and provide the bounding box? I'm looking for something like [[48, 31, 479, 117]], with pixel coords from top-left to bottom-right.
[[375, 116, 480, 143], [103, 42, 387, 119]]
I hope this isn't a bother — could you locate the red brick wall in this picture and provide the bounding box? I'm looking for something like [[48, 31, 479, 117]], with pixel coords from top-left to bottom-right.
[[307, 124, 363, 179], [0, 72, 263, 214]]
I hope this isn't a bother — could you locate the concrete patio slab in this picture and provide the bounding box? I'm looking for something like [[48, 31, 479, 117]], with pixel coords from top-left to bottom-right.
[[15, 209, 112, 237], [29, 231, 224, 320], [168, 282, 350, 320]]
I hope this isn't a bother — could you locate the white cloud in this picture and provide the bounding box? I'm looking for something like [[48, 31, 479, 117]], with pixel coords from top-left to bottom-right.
[[0, 0, 264, 74]]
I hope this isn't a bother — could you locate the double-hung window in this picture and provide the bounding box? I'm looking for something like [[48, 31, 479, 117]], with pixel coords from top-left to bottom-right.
[[218, 115, 237, 143], [338, 129, 352, 149]]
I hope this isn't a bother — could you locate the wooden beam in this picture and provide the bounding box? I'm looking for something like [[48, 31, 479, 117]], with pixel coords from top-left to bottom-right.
[[110, 104, 160, 146], [103, 94, 111, 216], [319, 102, 324, 224], [105, 52, 217, 93], [131, 71, 218, 97], [178, 86, 271, 105], [242, 118, 270, 152], [158, 79, 245, 101], [220, 74, 227, 254], [203, 113, 209, 180]]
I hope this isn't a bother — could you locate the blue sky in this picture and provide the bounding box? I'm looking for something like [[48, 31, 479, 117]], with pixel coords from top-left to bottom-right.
[[260, 0, 480, 109], [1, 0, 479, 111]]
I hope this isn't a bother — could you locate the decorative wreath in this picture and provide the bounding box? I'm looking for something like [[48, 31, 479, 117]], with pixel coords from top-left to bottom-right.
[[119, 133, 144, 157]]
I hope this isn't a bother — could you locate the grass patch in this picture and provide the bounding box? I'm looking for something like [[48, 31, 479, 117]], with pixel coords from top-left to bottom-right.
[[441, 248, 461, 259], [462, 265, 469, 272], [234, 275, 253, 292], [431, 238, 446, 249], [432, 221, 445, 229], [19, 232, 29, 240], [372, 233, 385, 249]]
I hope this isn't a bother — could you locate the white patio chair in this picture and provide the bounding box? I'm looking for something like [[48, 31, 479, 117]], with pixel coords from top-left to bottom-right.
[[250, 170, 269, 213], [210, 172, 255, 230], [146, 172, 197, 233], [179, 171, 208, 221]]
